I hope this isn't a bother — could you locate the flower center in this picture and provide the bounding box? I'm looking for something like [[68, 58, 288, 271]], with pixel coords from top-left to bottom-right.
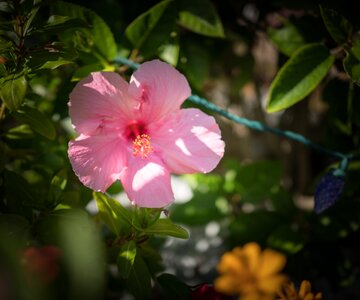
[[132, 134, 153, 159], [125, 121, 153, 159]]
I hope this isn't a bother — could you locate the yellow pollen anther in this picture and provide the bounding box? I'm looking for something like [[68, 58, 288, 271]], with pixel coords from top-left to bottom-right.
[[132, 134, 153, 159]]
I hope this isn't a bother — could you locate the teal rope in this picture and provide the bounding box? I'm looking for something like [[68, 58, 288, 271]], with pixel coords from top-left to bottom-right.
[[188, 94, 348, 160], [115, 57, 140, 70], [113, 57, 354, 164]]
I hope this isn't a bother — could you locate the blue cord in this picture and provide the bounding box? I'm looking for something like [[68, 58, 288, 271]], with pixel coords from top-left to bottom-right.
[[113, 57, 354, 165]]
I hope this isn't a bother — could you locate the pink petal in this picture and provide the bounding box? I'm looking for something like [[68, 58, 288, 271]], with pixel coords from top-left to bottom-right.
[[120, 155, 174, 208], [150, 108, 225, 174], [128, 60, 191, 122], [69, 72, 136, 135], [68, 134, 127, 192]]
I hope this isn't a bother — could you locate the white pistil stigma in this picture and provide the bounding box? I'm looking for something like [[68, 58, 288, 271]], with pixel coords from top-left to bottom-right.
[[132, 134, 153, 159]]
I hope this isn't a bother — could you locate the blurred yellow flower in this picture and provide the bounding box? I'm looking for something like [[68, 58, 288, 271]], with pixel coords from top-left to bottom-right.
[[277, 280, 322, 300], [214, 242, 287, 300]]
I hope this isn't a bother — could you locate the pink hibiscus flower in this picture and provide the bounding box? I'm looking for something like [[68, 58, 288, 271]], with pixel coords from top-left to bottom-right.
[[68, 59, 225, 208]]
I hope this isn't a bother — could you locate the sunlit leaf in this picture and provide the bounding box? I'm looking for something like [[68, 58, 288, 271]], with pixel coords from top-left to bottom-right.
[[117, 240, 137, 279], [267, 43, 334, 113], [320, 6, 352, 45], [125, 0, 176, 57], [0, 74, 27, 111], [93, 192, 136, 236], [178, 0, 224, 38], [144, 218, 189, 239], [159, 40, 180, 66], [5, 124, 34, 139], [12, 105, 56, 140]]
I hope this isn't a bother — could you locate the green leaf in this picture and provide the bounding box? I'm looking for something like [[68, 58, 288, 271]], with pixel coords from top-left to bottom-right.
[[27, 43, 77, 72], [23, 0, 40, 35], [30, 15, 87, 36], [125, 252, 152, 300], [5, 124, 35, 139], [93, 192, 135, 236], [343, 35, 360, 86], [143, 218, 189, 239], [267, 43, 334, 113], [125, 0, 176, 57], [268, 21, 306, 56], [178, 0, 224, 38], [320, 6, 352, 45], [117, 240, 137, 279], [48, 169, 68, 207], [12, 105, 56, 140], [157, 273, 190, 300], [53, 1, 117, 60], [40, 59, 73, 70], [30, 54, 74, 70], [343, 50, 360, 86], [134, 207, 162, 228], [159, 40, 180, 66], [267, 225, 305, 254], [350, 35, 360, 61], [0, 74, 27, 111]]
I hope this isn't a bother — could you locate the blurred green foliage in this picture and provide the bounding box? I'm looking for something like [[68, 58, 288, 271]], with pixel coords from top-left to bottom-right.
[[0, 0, 360, 299]]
